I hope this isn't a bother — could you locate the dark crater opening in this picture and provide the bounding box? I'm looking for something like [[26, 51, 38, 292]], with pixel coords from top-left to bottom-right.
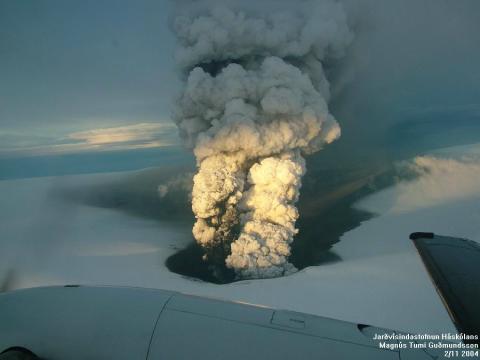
[[165, 162, 396, 284]]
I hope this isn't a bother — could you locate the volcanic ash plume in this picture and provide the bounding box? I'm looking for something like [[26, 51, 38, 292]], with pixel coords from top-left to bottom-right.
[[172, 3, 352, 279]]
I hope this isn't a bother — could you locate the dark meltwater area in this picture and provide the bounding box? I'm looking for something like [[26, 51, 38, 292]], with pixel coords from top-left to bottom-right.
[[56, 155, 396, 284]]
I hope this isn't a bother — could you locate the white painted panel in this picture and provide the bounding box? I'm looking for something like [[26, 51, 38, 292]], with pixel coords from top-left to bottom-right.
[[149, 309, 398, 360], [0, 286, 172, 360]]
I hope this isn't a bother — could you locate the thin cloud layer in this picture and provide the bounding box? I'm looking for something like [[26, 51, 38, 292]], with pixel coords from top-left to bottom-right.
[[68, 123, 175, 146], [0, 122, 178, 157]]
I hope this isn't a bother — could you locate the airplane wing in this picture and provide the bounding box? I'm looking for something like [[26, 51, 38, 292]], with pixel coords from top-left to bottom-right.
[[410, 232, 480, 344], [0, 285, 408, 360]]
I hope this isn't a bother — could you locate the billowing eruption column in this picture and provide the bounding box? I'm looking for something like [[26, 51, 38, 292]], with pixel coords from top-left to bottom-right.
[[172, 2, 352, 279]]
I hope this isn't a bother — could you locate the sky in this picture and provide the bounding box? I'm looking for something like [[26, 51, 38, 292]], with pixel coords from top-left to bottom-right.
[[331, 0, 480, 160], [0, 0, 179, 157], [1, 0, 480, 167]]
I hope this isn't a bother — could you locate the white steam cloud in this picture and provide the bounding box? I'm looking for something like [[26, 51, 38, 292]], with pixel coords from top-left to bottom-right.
[[172, 2, 353, 278], [359, 155, 480, 215]]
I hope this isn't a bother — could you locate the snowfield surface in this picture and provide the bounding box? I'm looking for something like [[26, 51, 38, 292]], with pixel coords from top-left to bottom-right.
[[2, 143, 480, 334]]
